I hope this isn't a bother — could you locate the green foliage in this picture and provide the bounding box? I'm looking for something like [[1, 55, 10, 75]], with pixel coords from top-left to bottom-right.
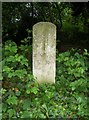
[[56, 49, 89, 118], [1, 41, 89, 119]]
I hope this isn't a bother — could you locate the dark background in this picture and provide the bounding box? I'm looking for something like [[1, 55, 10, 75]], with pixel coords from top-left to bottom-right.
[[2, 2, 89, 52]]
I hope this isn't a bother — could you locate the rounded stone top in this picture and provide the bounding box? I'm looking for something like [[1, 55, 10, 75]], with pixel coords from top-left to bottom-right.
[[33, 22, 56, 29]]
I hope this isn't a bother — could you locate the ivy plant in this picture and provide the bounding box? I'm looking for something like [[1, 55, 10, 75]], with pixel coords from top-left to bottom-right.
[[1, 41, 89, 119]]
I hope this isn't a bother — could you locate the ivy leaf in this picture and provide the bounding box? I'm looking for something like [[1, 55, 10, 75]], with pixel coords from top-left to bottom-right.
[[31, 87, 39, 94], [26, 85, 39, 95], [7, 109, 16, 118], [22, 99, 31, 110], [20, 58, 28, 66], [0, 88, 7, 94], [3, 66, 11, 72], [2, 103, 7, 112], [15, 54, 21, 61], [6, 56, 15, 62], [14, 69, 27, 78], [21, 111, 30, 118], [8, 72, 14, 78], [6, 95, 18, 105]]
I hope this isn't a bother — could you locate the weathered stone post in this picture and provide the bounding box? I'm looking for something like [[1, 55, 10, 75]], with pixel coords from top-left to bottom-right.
[[33, 22, 56, 84]]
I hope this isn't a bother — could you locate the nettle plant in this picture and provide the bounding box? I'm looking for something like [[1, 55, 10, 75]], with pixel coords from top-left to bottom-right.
[[1, 40, 89, 119]]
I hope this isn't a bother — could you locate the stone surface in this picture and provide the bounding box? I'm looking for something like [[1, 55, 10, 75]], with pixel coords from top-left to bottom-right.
[[33, 22, 56, 84]]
